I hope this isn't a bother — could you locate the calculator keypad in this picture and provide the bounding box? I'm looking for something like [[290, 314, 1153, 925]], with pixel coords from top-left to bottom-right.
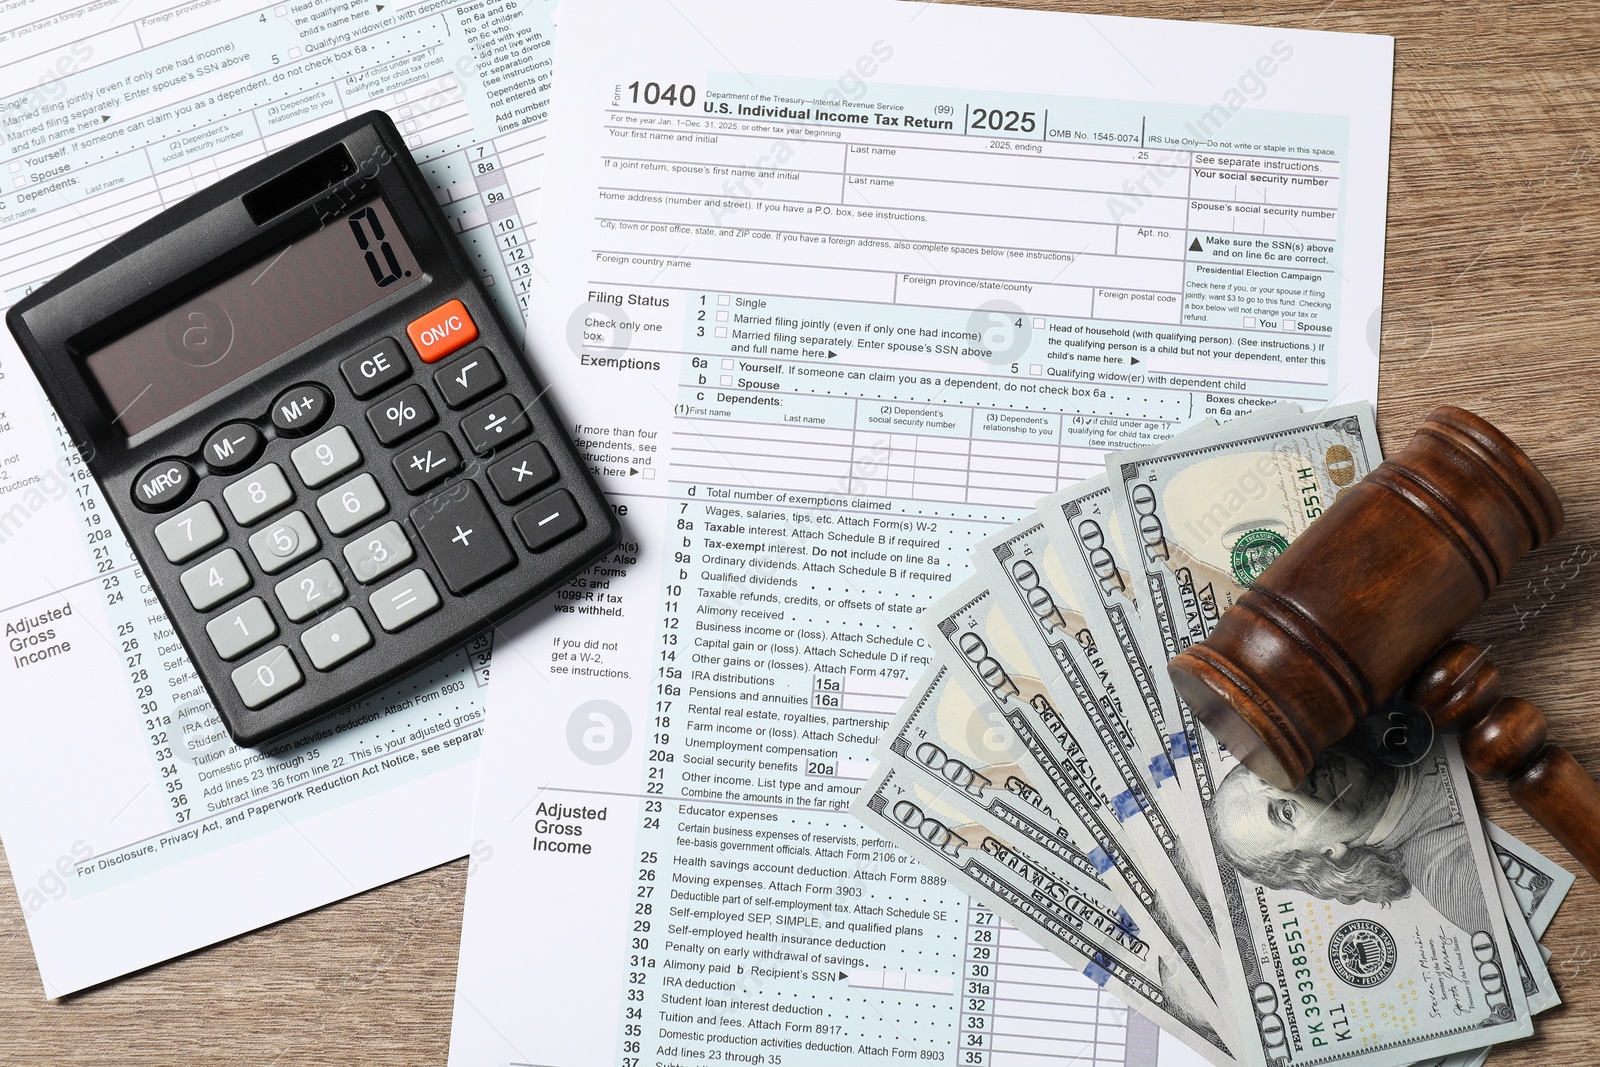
[[370, 569, 440, 632], [340, 338, 409, 398], [206, 597, 277, 660], [223, 463, 293, 525], [487, 443, 557, 504], [154, 326, 598, 725], [154, 501, 225, 563], [232, 645, 303, 708], [410, 482, 515, 594], [271, 383, 332, 436], [301, 608, 372, 671], [343, 521, 415, 584], [203, 422, 263, 473], [392, 432, 461, 494], [317, 473, 388, 535], [515, 490, 586, 552], [433, 349, 503, 408], [461, 395, 530, 455], [367, 384, 436, 445], [275, 559, 346, 622], [247, 510, 320, 574], [291, 426, 362, 488], [181, 548, 252, 611]]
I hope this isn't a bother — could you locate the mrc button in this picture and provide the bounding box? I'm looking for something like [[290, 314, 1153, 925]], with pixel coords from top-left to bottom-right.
[[340, 337, 410, 398], [407, 299, 477, 363], [132, 457, 195, 512], [271, 382, 332, 436]]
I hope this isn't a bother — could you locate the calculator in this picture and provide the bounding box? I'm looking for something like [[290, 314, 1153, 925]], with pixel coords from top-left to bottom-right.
[[7, 112, 619, 746]]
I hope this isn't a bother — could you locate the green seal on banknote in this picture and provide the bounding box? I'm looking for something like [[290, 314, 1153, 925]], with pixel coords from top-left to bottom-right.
[[1230, 528, 1290, 586], [1328, 919, 1398, 987]]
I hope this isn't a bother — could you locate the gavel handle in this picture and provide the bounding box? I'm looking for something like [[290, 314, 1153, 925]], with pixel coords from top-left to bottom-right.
[[1408, 641, 1600, 882]]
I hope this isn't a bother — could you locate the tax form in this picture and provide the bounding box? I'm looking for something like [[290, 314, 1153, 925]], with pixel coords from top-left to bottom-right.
[[447, 1, 1392, 1064], [0, 0, 552, 995]]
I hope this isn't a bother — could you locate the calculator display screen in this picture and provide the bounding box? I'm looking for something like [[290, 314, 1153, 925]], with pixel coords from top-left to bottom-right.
[[85, 198, 420, 436]]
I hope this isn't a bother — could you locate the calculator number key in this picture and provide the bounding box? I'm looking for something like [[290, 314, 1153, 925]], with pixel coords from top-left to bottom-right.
[[393, 432, 462, 494], [223, 463, 294, 525], [370, 569, 441, 632], [460, 395, 530, 456], [206, 597, 278, 660], [154, 501, 225, 563], [301, 608, 372, 671], [343, 520, 415, 584], [317, 473, 388, 535], [181, 548, 252, 611], [433, 349, 503, 409], [247, 510, 320, 574], [366, 383, 436, 445], [231, 645, 303, 709], [410, 482, 514, 594], [275, 559, 347, 622], [290, 426, 362, 488], [340, 338, 410, 398]]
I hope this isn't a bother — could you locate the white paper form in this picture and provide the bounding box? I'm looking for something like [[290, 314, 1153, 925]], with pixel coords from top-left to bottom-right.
[[0, 0, 555, 995], [450, 1, 1392, 1064]]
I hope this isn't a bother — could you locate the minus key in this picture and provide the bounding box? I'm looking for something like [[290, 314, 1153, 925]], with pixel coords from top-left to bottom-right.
[[513, 490, 585, 552]]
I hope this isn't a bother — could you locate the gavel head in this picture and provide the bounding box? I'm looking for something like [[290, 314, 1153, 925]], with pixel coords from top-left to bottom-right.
[[1168, 406, 1563, 790]]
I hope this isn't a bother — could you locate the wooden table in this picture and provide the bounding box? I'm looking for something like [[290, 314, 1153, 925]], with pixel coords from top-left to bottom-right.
[[4, 0, 1599, 1062]]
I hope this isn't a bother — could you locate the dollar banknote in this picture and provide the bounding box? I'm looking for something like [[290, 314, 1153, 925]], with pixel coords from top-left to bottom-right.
[[871, 663, 1220, 1000], [1485, 819, 1574, 939], [1103, 405, 1536, 1065], [967, 519, 1224, 956], [852, 763, 1237, 1067], [916, 577, 1227, 983]]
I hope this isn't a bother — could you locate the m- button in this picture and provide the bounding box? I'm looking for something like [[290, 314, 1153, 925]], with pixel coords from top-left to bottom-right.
[[407, 299, 478, 363]]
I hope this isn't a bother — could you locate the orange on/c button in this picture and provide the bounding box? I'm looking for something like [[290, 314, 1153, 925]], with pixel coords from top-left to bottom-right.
[[407, 299, 478, 363]]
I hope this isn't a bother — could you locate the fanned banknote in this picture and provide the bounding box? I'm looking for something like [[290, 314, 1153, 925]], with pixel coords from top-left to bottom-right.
[[872, 663, 1222, 1002], [916, 578, 1227, 982], [1105, 406, 1536, 1066], [853, 403, 1561, 1067], [852, 764, 1237, 1067], [1485, 819, 1574, 939]]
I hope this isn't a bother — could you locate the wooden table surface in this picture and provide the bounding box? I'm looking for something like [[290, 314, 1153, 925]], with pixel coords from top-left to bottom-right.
[[4, 0, 1599, 1063]]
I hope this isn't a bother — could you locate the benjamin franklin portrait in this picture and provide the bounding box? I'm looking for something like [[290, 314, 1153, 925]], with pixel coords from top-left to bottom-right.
[[1212, 741, 1491, 935]]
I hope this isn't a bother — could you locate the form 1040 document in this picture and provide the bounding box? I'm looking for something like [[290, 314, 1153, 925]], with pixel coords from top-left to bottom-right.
[[0, 0, 553, 995], [449, 1, 1392, 1065]]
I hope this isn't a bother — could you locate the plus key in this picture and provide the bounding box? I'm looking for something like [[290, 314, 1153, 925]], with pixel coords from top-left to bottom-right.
[[409, 481, 514, 594]]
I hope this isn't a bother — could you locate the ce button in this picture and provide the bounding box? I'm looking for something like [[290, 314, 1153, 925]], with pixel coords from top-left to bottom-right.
[[340, 337, 411, 398]]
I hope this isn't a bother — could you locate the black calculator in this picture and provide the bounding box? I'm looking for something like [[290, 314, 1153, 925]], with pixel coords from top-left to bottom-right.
[[7, 112, 618, 746]]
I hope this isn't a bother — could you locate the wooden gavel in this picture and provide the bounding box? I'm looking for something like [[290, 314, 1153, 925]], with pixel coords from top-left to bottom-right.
[[1169, 406, 1600, 881]]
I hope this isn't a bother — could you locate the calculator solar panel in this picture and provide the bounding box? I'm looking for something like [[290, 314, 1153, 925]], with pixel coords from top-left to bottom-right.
[[7, 112, 619, 746]]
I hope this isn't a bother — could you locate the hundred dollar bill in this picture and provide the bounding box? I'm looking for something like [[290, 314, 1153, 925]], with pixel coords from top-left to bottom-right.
[[916, 578, 1227, 989], [1104, 402, 1382, 809], [1193, 725, 1534, 1066], [1492, 843, 1560, 1016], [1041, 476, 1191, 783], [1107, 406, 1536, 1066], [1391, 823, 1564, 1067], [872, 663, 1219, 1000], [970, 516, 1222, 942], [852, 763, 1237, 1067], [1485, 819, 1574, 939]]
